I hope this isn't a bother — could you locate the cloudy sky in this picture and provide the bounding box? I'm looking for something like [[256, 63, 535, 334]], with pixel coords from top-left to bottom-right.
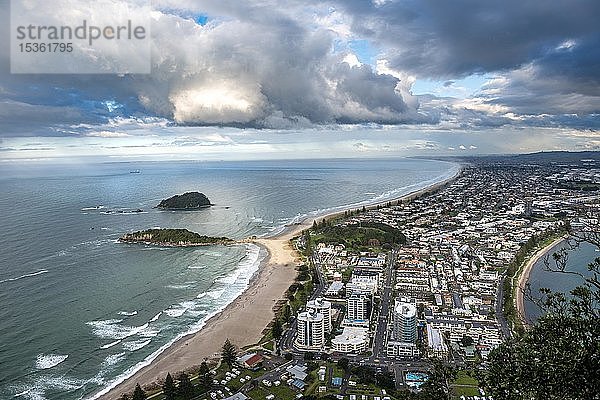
[[1, 0, 599, 162]]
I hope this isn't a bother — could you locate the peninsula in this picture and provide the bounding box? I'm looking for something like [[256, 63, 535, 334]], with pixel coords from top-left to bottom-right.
[[119, 228, 232, 247], [156, 192, 212, 209]]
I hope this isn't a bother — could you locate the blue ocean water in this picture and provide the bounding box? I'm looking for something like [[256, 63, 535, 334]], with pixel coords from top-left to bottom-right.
[[0, 158, 458, 400]]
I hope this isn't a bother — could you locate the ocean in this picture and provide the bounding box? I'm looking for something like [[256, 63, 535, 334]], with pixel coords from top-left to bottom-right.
[[0, 158, 458, 400], [524, 239, 598, 323]]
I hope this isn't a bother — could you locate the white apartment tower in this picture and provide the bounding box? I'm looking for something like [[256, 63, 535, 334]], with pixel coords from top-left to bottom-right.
[[307, 298, 332, 333], [393, 301, 417, 343], [295, 309, 325, 350], [346, 293, 369, 321]]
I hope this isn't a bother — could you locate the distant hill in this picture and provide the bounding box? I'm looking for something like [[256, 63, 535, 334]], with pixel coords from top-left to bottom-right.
[[419, 151, 600, 166], [505, 151, 600, 164], [157, 192, 212, 209]]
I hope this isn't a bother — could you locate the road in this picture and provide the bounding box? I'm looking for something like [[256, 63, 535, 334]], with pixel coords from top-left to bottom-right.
[[278, 253, 325, 354], [370, 249, 395, 361]]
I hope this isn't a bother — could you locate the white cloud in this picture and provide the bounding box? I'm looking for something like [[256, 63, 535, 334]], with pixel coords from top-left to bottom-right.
[[86, 131, 130, 138]]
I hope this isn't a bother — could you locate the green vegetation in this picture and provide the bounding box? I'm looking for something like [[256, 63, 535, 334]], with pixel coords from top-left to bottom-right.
[[452, 370, 479, 399], [484, 237, 600, 400], [162, 373, 176, 400], [157, 192, 212, 209], [132, 384, 147, 400], [271, 318, 283, 339], [120, 228, 232, 246], [484, 288, 600, 399], [502, 224, 567, 332], [221, 339, 238, 368], [555, 181, 600, 191], [248, 383, 298, 400], [312, 221, 406, 249], [177, 373, 194, 400], [286, 264, 315, 313]]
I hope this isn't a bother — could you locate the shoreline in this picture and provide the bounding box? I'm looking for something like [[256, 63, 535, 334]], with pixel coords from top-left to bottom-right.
[[265, 165, 463, 240], [96, 164, 462, 400], [515, 235, 567, 326]]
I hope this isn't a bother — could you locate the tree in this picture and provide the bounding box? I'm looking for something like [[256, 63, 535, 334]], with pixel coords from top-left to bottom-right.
[[375, 371, 396, 393], [162, 373, 176, 400], [282, 304, 292, 322], [483, 287, 600, 399], [306, 361, 319, 372], [337, 357, 349, 373], [221, 338, 238, 368], [419, 359, 457, 400], [303, 351, 314, 361], [350, 366, 376, 385], [198, 361, 212, 391], [484, 227, 600, 400], [272, 318, 283, 339], [119, 395, 130, 400], [132, 384, 146, 400], [177, 372, 195, 400], [460, 335, 474, 347]]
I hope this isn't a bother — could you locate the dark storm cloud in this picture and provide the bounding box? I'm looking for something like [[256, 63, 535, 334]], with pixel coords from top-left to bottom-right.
[[333, 0, 600, 77], [0, 0, 598, 137], [0, 0, 417, 136], [328, 0, 600, 120], [478, 33, 600, 116]]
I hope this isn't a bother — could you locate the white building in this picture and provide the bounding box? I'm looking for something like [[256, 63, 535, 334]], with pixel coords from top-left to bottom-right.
[[331, 327, 369, 354], [295, 310, 325, 350], [346, 293, 369, 321], [386, 341, 418, 358], [349, 271, 379, 294], [426, 324, 448, 357], [346, 281, 376, 296], [325, 281, 344, 296], [393, 301, 417, 343], [307, 298, 332, 333]]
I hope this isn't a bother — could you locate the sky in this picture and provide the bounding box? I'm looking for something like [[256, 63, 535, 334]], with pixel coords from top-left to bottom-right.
[[1, 0, 599, 162]]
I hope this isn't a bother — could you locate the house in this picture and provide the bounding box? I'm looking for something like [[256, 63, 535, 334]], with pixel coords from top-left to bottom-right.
[[286, 364, 308, 381], [236, 353, 263, 370]]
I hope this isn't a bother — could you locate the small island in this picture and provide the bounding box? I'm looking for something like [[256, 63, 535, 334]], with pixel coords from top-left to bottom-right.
[[156, 192, 212, 210], [119, 228, 233, 247]]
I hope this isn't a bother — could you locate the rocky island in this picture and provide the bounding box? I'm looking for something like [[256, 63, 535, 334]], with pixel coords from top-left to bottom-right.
[[119, 228, 233, 247], [156, 192, 212, 210]]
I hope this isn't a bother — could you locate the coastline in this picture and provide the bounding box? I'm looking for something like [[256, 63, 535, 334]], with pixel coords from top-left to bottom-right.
[[515, 235, 567, 326], [97, 164, 462, 400]]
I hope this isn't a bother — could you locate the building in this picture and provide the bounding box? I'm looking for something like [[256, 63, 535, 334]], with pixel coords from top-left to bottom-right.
[[386, 341, 418, 358], [346, 292, 369, 321], [236, 352, 264, 370], [393, 300, 417, 342], [307, 298, 332, 333], [325, 281, 344, 296], [224, 394, 249, 400], [286, 364, 308, 381], [331, 327, 369, 353], [350, 270, 379, 294], [295, 310, 325, 350], [426, 324, 448, 357]]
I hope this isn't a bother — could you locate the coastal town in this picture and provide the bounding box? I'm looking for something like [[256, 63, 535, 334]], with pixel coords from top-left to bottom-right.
[[119, 155, 599, 400]]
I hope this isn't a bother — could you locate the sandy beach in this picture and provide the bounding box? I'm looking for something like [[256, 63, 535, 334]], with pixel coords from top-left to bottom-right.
[[515, 236, 566, 326], [97, 166, 461, 399], [97, 233, 301, 400]]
